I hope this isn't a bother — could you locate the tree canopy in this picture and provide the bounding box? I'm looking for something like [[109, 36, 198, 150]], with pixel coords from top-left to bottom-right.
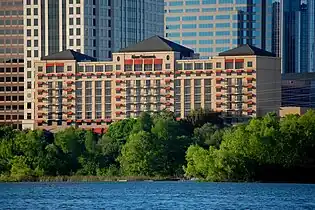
[[1, 109, 315, 183]]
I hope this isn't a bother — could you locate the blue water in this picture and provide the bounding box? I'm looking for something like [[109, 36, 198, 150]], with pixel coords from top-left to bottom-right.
[[0, 182, 315, 209]]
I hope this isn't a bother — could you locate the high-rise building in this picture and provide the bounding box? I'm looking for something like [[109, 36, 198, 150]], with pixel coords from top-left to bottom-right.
[[32, 36, 281, 132], [281, 0, 305, 73], [164, 0, 277, 58], [300, 3, 309, 73], [22, 0, 164, 130], [308, 0, 315, 72], [272, 1, 281, 57], [0, 0, 24, 129]]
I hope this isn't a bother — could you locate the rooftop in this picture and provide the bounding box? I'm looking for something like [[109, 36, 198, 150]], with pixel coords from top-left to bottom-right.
[[219, 44, 276, 57], [41, 49, 97, 62], [119, 35, 194, 57]]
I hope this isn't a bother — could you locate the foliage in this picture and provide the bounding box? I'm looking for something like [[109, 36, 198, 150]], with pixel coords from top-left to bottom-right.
[[0, 110, 213, 180], [2, 109, 315, 183], [184, 111, 315, 182]]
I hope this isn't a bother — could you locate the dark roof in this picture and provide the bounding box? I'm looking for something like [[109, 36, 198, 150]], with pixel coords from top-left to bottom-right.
[[219, 44, 276, 57], [119, 35, 194, 56], [41, 49, 97, 61]]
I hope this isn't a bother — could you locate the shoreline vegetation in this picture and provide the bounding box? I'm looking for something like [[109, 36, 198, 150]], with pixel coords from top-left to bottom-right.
[[1, 109, 315, 183], [0, 175, 183, 183]]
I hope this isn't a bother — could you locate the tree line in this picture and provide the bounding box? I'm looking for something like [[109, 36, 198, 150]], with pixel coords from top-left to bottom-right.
[[1, 109, 315, 182], [0, 109, 224, 181], [185, 111, 315, 182]]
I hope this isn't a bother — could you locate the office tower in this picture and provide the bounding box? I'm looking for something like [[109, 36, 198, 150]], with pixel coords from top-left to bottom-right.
[[164, 0, 275, 58], [300, 3, 309, 73], [32, 36, 280, 132], [272, 1, 281, 57], [282, 0, 305, 73], [308, 0, 315, 72], [111, 1, 164, 52], [23, 0, 164, 130], [0, 0, 24, 129]]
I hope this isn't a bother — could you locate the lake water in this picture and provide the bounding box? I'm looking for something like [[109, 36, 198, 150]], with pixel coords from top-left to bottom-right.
[[0, 182, 315, 209]]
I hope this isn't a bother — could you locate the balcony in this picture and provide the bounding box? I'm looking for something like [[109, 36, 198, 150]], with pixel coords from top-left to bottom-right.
[[66, 73, 74, 77], [105, 72, 112, 76], [165, 78, 172, 83], [246, 69, 255, 74], [185, 71, 192, 76]]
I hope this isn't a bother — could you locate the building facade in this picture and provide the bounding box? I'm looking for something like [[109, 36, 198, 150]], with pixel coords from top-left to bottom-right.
[[164, 0, 277, 58], [272, 1, 281, 57], [308, 0, 315, 73], [281, 0, 315, 74], [282, 72, 315, 108], [32, 36, 281, 132], [23, 0, 164, 130], [281, 0, 306, 73], [0, 0, 24, 129]]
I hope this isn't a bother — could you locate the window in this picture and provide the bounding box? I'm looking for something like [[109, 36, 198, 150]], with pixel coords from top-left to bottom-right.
[[154, 64, 162, 71], [56, 66, 64, 73], [134, 64, 142, 71], [235, 62, 244, 69], [225, 62, 233, 69], [247, 61, 253, 67], [194, 63, 203, 70], [184, 63, 193, 70], [27, 71, 32, 78], [216, 62, 222, 68], [27, 82, 32, 89], [205, 63, 213, 69], [46, 66, 54, 73]]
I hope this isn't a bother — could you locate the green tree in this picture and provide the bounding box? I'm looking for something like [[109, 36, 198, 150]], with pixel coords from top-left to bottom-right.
[[10, 156, 33, 180], [54, 127, 85, 174], [106, 118, 136, 144], [0, 126, 19, 174], [193, 123, 224, 148], [185, 108, 224, 129], [151, 118, 192, 176], [184, 145, 210, 179], [132, 112, 153, 133], [119, 131, 160, 176]]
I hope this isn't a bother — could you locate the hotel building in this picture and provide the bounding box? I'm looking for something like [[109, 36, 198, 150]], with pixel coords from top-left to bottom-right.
[[32, 36, 281, 132], [0, 0, 24, 129], [23, 0, 164, 129], [164, 0, 278, 58]]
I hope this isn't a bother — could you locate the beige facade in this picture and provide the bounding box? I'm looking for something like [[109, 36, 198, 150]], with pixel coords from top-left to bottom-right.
[[33, 48, 281, 132], [279, 107, 310, 117]]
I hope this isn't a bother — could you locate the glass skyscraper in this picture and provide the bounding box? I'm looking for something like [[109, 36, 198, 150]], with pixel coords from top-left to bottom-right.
[[308, 0, 315, 72], [164, 0, 278, 58], [272, 1, 281, 57], [282, 0, 306, 73], [282, 0, 315, 73]]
